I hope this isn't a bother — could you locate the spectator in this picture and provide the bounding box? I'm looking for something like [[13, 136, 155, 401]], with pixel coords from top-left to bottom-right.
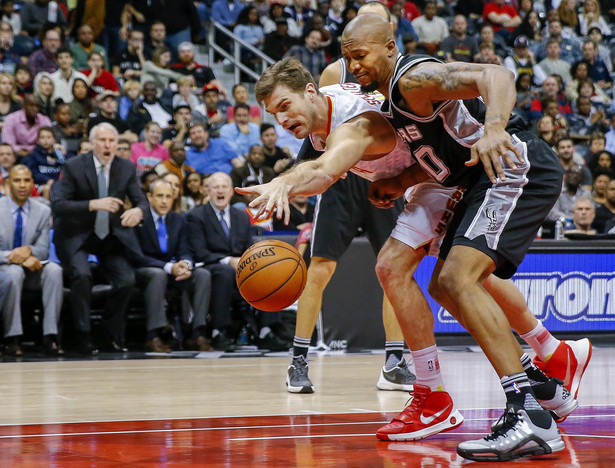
[[504, 35, 546, 85], [13, 64, 32, 98], [578, 0, 611, 36], [589, 149, 615, 174], [534, 20, 581, 64], [193, 84, 230, 139], [594, 178, 615, 232], [116, 138, 132, 160], [263, 18, 300, 62], [140, 169, 159, 194], [50, 47, 88, 104], [549, 163, 592, 221], [586, 26, 612, 72], [111, 29, 144, 83], [230, 143, 275, 207], [23, 126, 65, 197], [440, 14, 477, 63], [0, 72, 21, 132], [155, 139, 194, 183], [537, 38, 572, 84], [556, 0, 579, 33], [82, 51, 120, 99], [411, 0, 449, 55], [555, 136, 593, 183], [473, 23, 508, 61], [565, 61, 609, 104], [1, 0, 20, 35], [536, 114, 556, 146], [50, 122, 148, 355], [20, 0, 67, 37], [262, 2, 301, 38], [284, 0, 312, 37], [33, 71, 55, 117], [144, 21, 173, 60], [185, 171, 253, 351], [514, 72, 534, 123], [161, 171, 183, 213], [591, 167, 611, 205], [260, 123, 292, 174], [134, 178, 212, 352], [126, 80, 173, 134], [87, 90, 137, 143], [0, 21, 21, 71], [131, 121, 169, 175], [542, 97, 569, 131], [70, 24, 109, 72], [1, 93, 52, 159], [170, 41, 220, 90], [181, 171, 206, 212], [233, 6, 265, 69], [577, 78, 611, 109], [226, 83, 261, 125], [0, 164, 63, 356], [67, 78, 95, 126], [52, 102, 83, 155], [0, 141, 14, 179], [482, 0, 521, 37], [77, 138, 91, 155], [138, 46, 184, 97], [119, 80, 141, 120], [568, 96, 609, 139], [565, 196, 597, 235], [161, 104, 192, 147], [185, 121, 241, 175], [474, 41, 503, 65], [284, 29, 327, 82], [511, 10, 543, 44], [172, 76, 200, 111], [272, 195, 313, 232], [27, 28, 61, 77], [581, 40, 611, 91], [219, 103, 261, 158], [529, 75, 572, 122]]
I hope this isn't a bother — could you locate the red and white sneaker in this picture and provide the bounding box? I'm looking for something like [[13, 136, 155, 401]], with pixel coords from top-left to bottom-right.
[[534, 338, 592, 399], [376, 384, 464, 441]]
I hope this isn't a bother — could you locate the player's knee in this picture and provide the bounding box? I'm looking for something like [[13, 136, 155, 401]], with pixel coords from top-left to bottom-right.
[[375, 241, 402, 285], [427, 275, 444, 303], [437, 264, 468, 298], [307, 258, 336, 286]]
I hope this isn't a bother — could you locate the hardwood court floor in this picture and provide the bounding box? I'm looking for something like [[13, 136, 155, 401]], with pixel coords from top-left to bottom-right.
[[0, 346, 613, 466]]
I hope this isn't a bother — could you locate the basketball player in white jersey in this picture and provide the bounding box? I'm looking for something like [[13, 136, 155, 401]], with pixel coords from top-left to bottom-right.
[[238, 57, 585, 445]]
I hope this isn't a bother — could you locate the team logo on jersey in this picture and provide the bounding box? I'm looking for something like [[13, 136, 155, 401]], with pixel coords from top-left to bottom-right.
[[486, 207, 498, 231]]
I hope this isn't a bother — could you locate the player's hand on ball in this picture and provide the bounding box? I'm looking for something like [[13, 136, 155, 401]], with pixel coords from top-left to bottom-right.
[[369, 177, 404, 209], [236, 179, 292, 225]]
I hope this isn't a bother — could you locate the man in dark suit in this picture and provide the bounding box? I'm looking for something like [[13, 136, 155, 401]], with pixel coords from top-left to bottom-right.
[[135, 178, 212, 352], [186, 172, 253, 350], [51, 122, 149, 355]]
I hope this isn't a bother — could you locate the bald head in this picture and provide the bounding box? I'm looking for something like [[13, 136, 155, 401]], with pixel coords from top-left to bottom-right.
[[342, 13, 395, 45]]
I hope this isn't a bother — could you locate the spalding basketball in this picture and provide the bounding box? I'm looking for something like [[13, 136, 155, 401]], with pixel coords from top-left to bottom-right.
[[236, 239, 307, 312]]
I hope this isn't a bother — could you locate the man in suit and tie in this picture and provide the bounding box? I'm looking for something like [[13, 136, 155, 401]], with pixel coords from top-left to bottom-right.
[[0, 165, 64, 356], [135, 178, 212, 352], [51, 123, 149, 355], [186, 172, 253, 350]]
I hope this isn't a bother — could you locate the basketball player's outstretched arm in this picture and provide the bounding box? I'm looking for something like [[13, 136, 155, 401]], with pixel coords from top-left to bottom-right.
[[236, 111, 396, 224], [400, 61, 522, 183]]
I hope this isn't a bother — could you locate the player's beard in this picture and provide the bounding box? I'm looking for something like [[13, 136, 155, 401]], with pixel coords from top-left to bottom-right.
[[361, 81, 380, 93]]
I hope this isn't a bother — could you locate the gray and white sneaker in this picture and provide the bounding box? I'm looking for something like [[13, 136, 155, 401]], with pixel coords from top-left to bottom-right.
[[286, 356, 314, 394], [458, 404, 564, 462], [534, 378, 578, 423], [377, 357, 417, 391]]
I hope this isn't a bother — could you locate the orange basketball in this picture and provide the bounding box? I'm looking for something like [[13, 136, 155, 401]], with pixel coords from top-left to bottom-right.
[[236, 239, 307, 312]]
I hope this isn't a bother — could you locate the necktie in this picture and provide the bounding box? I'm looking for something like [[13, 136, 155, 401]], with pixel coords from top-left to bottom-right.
[[157, 217, 168, 253], [219, 209, 230, 238], [13, 207, 22, 248], [94, 165, 109, 239]]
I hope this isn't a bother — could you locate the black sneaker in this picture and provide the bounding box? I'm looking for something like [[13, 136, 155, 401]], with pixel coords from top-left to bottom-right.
[[286, 355, 314, 394]]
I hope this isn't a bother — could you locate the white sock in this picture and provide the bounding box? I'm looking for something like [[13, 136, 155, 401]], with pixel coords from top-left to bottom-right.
[[259, 327, 271, 339], [519, 322, 560, 362], [411, 344, 445, 392]]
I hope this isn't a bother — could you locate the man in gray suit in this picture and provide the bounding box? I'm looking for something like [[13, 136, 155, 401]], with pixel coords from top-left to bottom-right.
[[0, 165, 63, 356]]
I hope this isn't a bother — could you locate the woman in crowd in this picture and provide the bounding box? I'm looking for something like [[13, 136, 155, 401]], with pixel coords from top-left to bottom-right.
[[557, 0, 580, 33], [233, 6, 265, 68], [588, 150, 615, 174], [138, 46, 184, 97], [33, 72, 55, 117], [68, 78, 95, 126], [0, 72, 21, 133], [536, 114, 556, 146], [511, 10, 543, 46], [181, 172, 207, 212], [591, 168, 612, 204], [226, 83, 261, 124], [131, 121, 169, 175], [578, 0, 611, 35], [162, 171, 183, 213]]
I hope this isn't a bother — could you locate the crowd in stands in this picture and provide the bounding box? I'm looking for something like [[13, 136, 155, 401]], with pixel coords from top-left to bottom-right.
[[1, 0, 615, 356]]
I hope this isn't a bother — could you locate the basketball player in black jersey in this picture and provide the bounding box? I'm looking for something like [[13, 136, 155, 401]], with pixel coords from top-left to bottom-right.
[[340, 14, 568, 461]]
